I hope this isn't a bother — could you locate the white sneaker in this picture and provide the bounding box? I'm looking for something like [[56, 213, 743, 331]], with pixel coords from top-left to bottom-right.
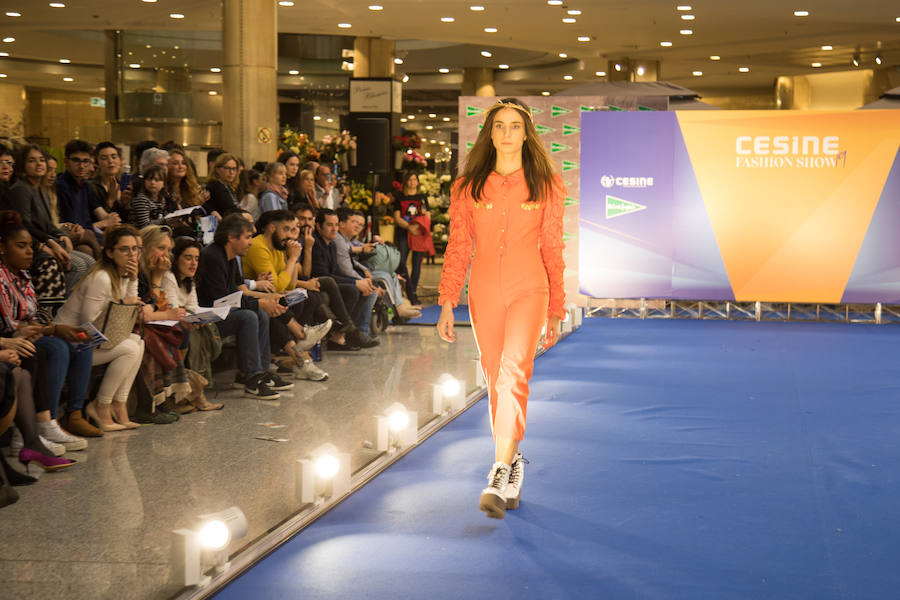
[[297, 319, 333, 351], [39, 420, 88, 452], [505, 453, 528, 510], [9, 427, 66, 457], [295, 360, 328, 381], [478, 461, 511, 519]]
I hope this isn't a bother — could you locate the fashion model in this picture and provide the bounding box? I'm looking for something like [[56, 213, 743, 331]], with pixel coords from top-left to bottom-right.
[[437, 97, 566, 519]]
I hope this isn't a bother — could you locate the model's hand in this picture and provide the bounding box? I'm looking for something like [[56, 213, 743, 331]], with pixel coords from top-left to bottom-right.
[[542, 315, 562, 349], [436, 303, 455, 343]]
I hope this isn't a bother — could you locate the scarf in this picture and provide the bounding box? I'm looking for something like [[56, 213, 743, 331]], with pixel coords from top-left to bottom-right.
[[267, 183, 288, 201]]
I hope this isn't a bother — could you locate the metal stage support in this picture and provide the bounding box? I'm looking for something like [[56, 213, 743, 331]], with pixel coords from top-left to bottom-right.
[[587, 299, 896, 325]]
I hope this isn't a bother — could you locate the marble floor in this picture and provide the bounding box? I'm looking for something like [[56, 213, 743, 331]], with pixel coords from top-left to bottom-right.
[[0, 264, 483, 599]]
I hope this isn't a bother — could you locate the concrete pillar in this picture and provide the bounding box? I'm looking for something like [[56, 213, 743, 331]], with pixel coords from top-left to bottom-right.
[[462, 67, 495, 97], [353, 37, 395, 79], [104, 30, 121, 123], [0, 83, 26, 138], [222, 0, 278, 165], [24, 88, 42, 138]]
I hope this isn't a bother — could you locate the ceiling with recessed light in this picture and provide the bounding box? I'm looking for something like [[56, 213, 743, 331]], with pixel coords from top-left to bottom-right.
[[0, 0, 898, 102]]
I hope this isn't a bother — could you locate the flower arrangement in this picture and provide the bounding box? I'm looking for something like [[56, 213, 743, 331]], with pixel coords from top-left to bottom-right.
[[392, 132, 421, 151], [280, 126, 313, 158], [346, 181, 393, 216], [318, 130, 358, 162], [401, 151, 428, 172]]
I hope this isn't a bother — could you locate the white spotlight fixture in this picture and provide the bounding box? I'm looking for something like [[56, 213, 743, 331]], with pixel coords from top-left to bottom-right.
[[402, 74, 409, 82], [313, 115, 322, 120], [288, 69, 299, 75], [210, 67, 221, 72], [682, 14, 695, 20], [6, 12, 21, 17], [636, 65, 646, 76], [128, 63, 141, 68], [439, 67, 450, 73], [169, 13, 185, 19], [498, 64, 509, 69], [811, 62, 822, 68], [394, 57, 403, 64], [484, 27, 498, 33], [62, 77, 74, 82], [676, 5, 692, 9], [442, 116, 451, 121], [433, 373, 465, 414], [738, 66, 750, 73], [59, 58, 70, 63], [470, 5, 485, 10], [171, 506, 248, 587], [296, 443, 351, 505], [660, 41, 673, 47], [710, 55, 721, 60], [368, 4, 383, 10], [2, 37, 15, 43], [559, 52, 568, 58], [577, 36, 591, 42], [376, 402, 418, 452], [481, 50, 492, 57], [49, 2, 66, 7], [692, 70, 703, 76], [875, 53, 883, 65], [680, 29, 693, 35], [793, 10, 809, 17], [337, 22, 352, 28], [441, 16, 455, 22], [278, 1, 294, 5], [595, 70, 606, 76], [541, 91, 551, 95], [547, 0, 562, 5], [208, 90, 217, 95], [568, 9, 582, 15], [851, 52, 860, 67], [563, 74, 573, 80], [562, 17, 576, 23], [428, 112, 437, 117], [821, 45, 833, 51]]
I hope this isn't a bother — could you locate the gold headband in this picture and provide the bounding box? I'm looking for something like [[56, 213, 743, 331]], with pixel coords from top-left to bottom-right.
[[483, 100, 534, 122]]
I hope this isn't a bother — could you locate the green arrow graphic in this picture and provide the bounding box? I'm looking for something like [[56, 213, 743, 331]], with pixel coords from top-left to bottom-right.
[[477, 123, 483, 131], [551, 105, 572, 117], [562, 232, 576, 242], [465, 141, 474, 151], [562, 160, 579, 172], [606, 195, 647, 219], [564, 196, 579, 206], [551, 142, 572, 153], [530, 107, 543, 115], [562, 124, 581, 136], [609, 105, 625, 111], [535, 123, 555, 135], [467, 106, 485, 117], [638, 105, 655, 111]]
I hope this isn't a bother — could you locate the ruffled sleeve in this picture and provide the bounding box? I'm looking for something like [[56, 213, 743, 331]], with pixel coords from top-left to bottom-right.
[[437, 180, 474, 308], [540, 176, 566, 320]]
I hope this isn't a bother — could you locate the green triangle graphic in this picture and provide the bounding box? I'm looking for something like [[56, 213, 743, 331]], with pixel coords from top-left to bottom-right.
[[535, 123, 555, 135], [562, 160, 579, 172], [564, 196, 579, 206], [530, 107, 543, 115], [551, 105, 572, 117], [637, 105, 654, 111], [467, 106, 485, 117], [580, 105, 597, 112], [606, 195, 647, 219], [466, 141, 474, 151], [609, 105, 625, 111], [478, 123, 483, 131], [562, 232, 576, 242], [550, 142, 571, 153], [562, 124, 581, 136]]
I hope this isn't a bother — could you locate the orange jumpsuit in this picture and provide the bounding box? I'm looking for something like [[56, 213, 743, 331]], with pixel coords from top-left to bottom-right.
[[438, 169, 566, 441]]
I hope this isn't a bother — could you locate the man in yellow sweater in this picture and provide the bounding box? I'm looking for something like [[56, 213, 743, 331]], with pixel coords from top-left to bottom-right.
[[243, 209, 331, 381]]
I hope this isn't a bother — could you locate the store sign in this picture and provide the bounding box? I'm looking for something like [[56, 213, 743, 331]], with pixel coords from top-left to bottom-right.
[[350, 79, 398, 113], [90, 97, 106, 108]]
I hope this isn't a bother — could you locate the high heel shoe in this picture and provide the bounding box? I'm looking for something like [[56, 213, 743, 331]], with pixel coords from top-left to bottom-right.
[[0, 452, 37, 485], [84, 402, 126, 432], [18, 448, 76, 473], [110, 410, 140, 430]]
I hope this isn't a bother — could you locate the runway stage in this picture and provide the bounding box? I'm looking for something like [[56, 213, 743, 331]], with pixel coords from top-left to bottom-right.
[[217, 318, 900, 599]]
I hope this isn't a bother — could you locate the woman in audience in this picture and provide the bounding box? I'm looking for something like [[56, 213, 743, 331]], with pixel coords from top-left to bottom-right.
[[55, 225, 145, 431], [238, 169, 262, 220], [296, 168, 319, 210], [203, 153, 240, 218], [166, 148, 203, 208], [278, 151, 302, 205], [162, 236, 223, 410], [129, 165, 170, 229], [88, 142, 126, 222], [0, 146, 14, 203], [0, 211, 98, 455], [133, 225, 192, 421], [259, 162, 290, 213], [5, 145, 91, 311], [392, 170, 429, 306]]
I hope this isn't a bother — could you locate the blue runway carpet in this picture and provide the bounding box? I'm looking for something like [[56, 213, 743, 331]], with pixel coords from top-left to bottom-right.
[[407, 304, 471, 325], [217, 319, 900, 599]]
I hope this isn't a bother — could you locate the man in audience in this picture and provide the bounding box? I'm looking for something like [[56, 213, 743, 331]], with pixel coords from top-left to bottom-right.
[[311, 208, 379, 348], [197, 213, 293, 399], [55, 139, 120, 239], [0, 146, 13, 203], [315, 165, 341, 210]]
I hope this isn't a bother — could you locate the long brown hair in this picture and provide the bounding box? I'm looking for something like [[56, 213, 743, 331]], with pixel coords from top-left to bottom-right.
[[458, 97, 556, 203], [74, 225, 141, 299], [166, 148, 202, 207]]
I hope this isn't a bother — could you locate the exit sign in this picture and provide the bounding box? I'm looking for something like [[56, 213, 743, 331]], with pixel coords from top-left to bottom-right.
[[90, 97, 106, 107]]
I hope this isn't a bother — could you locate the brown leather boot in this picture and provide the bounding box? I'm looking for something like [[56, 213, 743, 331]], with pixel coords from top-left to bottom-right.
[[61, 410, 104, 438]]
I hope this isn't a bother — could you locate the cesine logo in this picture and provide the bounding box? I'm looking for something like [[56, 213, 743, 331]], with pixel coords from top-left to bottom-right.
[[601, 175, 654, 189]]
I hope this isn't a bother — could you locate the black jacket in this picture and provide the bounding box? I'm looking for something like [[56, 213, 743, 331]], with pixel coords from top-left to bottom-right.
[[4, 179, 67, 244], [310, 230, 357, 285], [196, 242, 259, 311]]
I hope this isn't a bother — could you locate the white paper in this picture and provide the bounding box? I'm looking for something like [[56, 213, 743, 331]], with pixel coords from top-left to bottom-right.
[[183, 305, 230, 324], [147, 320, 178, 327], [213, 291, 243, 309], [164, 206, 200, 220], [72, 321, 108, 351], [282, 288, 308, 307]]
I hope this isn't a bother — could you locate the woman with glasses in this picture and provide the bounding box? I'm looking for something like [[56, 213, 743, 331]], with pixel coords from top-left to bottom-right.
[[203, 153, 240, 219], [55, 226, 145, 431]]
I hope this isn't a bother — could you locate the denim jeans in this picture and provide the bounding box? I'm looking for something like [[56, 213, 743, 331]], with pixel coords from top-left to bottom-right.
[[215, 307, 270, 377], [353, 290, 378, 336], [371, 270, 405, 306], [35, 334, 93, 418]]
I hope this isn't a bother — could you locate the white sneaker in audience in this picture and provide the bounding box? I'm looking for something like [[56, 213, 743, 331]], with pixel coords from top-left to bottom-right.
[[9, 427, 67, 457], [297, 319, 333, 351], [295, 360, 328, 382], [38, 419, 88, 452]]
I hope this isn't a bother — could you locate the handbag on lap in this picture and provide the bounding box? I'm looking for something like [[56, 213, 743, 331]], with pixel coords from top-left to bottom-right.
[[91, 301, 140, 350]]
